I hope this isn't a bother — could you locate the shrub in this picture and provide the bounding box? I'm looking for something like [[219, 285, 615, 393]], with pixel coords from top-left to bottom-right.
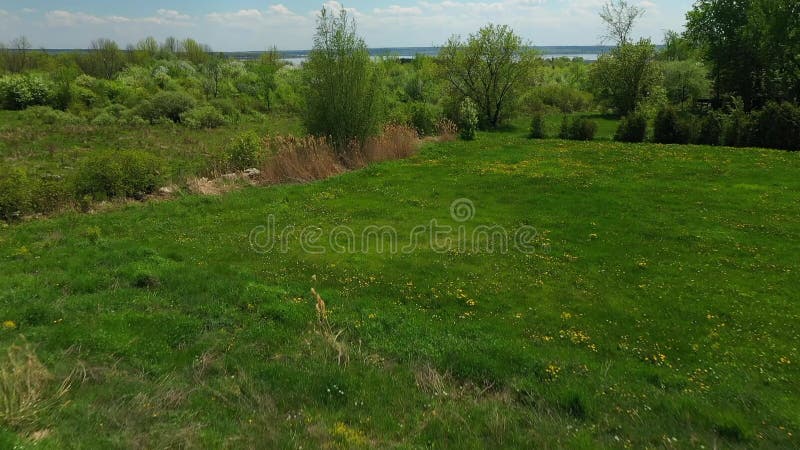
[[31, 175, 70, 214], [74, 151, 162, 200], [694, 112, 724, 146], [22, 106, 85, 125], [458, 98, 479, 141], [722, 108, 752, 148], [529, 113, 547, 139], [181, 106, 226, 129], [119, 109, 148, 127], [303, 9, 384, 155], [653, 106, 694, 144], [560, 116, 597, 141], [528, 85, 593, 113], [72, 75, 111, 108], [614, 112, 648, 143], [0, 168, 31, 221], [138, 91, 196, 123], [589, 40, 662, 115], [0, 75, 52, 110], [750, 102, 800, 151], [409, 102, 441, 136], [209, 98, 241, 122], [91, 112, 118, 126], [662, 60, 711, 105], [226, 132, 262, 171]]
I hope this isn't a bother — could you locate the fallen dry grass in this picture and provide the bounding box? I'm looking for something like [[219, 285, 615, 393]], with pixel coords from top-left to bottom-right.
[[0, 342, 78, 428]]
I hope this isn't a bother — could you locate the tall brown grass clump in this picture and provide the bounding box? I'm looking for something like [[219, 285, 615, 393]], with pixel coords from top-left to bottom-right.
[[259, 125, 420, 185], [435, 118, 459, 142], [259, 135, 345, 184], [0, 342, 75, 428], [359, 124, 420, 164]]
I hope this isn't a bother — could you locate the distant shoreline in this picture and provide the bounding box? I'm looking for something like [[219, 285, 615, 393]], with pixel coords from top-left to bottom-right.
[[32, 45, 649, 64]]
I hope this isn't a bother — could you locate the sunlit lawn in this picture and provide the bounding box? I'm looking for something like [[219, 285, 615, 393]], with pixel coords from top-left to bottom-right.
[[1, 132, 798, 448]]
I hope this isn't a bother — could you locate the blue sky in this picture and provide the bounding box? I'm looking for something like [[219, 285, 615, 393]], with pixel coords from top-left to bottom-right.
[[0, 1, 695, 51]]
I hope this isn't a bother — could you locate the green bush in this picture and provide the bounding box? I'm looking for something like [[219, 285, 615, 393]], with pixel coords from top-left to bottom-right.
[[72, 75, 112, 108], [614, 112, 648, 143], [693, 112, 724, 146], [722, 108, 752, 148], [226, 132, 262, 171], [458, 98, 479, 141], [74, 150, 162, 200], [22, 106, 86, 125], [528, 85, 593, 113], [559, 116, 597, 141], [0, 74, 53, 110], [528, 113, 547, 139], [31, 175, 70, 214], [181, 106, 226, 129], [303, 9, 384, 154], [409, 102, 441, 136], [209, 98, 242, 122], [0, 167, 31, 221], [750, 102, 800, 151], [138, 91, 196, 123], [653, 106, 694, 144], [91, 112, 118, 126]]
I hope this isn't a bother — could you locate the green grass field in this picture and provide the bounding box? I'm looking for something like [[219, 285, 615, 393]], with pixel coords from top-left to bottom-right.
[[1, 132, 799, 448]]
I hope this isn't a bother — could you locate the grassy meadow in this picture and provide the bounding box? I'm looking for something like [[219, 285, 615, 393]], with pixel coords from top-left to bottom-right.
[[0, 110, 302, 181], [1, 128, 799, 448]]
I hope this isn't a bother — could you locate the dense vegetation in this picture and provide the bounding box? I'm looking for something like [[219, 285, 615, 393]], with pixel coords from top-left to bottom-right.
[[1, 1, 799, 447], [2, 1, 799, 221]]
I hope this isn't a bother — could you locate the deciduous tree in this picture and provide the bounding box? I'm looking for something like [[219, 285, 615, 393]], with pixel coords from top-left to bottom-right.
[[439, 24, 539, 129]]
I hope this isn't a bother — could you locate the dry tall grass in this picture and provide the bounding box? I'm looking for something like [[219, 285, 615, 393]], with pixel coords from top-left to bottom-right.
[[435, 118, 459, 142], [311, 288, 349, 366], [259, 136, 345, 184], [258, 125, 420, 185], [0, 342, 76, 428], [359, 124, 420, 164]]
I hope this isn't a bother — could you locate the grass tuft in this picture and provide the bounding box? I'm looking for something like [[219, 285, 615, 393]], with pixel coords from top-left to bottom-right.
[[0, 341, 78, 429], [311, 288, 350, 366]]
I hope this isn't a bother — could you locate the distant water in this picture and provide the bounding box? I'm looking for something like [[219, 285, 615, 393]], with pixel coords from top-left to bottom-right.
[[228, 46, 614, 64], [42, 46, 613, 63]]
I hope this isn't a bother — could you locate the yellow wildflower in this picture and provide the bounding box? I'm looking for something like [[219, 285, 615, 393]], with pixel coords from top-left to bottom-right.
[[545, 364, 561, 380]]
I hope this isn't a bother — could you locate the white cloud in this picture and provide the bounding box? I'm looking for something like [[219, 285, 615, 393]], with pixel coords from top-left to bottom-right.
[[7, 1, 689, 51], [45, 9, 192, 27], [45, 10, 107, 26], [268, 4, 293, 15], [206, 9, 264, 24], [374, 5, 424, 16], [21, 8, 37, 14]]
